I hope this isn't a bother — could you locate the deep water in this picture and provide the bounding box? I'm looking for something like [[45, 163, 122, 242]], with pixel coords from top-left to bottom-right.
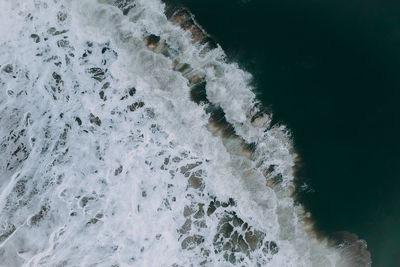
[[1, 0, 346, 265], [171, 0, 400, 266]]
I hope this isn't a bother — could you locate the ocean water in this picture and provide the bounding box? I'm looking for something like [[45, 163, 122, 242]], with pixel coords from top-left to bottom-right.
[[169, 0, 400, 266], [0, 0, 376, 266]]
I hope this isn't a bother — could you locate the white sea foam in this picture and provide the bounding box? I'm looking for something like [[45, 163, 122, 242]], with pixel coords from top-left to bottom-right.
[[0, 0, 369, 266]]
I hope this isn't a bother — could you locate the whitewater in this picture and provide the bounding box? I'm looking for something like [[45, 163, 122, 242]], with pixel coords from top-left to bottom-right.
[[0, 0, 370, 266]]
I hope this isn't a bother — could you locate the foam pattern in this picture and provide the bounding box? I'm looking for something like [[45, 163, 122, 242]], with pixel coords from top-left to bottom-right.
[[0, 0, 367, 266]]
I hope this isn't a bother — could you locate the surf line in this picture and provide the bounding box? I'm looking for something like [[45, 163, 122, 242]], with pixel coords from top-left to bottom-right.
[[109, 0, 372, 265]]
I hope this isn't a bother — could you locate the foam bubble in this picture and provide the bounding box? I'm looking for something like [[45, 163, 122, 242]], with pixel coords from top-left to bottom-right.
[[0, 0, 370, 266]]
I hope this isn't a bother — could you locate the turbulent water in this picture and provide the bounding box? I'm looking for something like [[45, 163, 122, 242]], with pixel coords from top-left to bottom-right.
[[0, 0, 370, 266]]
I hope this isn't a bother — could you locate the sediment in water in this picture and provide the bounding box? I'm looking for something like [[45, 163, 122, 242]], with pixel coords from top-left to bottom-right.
[[0, 0, 371, 265], [161, 2, 372, 266]]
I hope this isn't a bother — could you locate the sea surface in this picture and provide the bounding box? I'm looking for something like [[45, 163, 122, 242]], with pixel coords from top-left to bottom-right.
[[171, 0, 400, 266], [0, 0, 395, 266]]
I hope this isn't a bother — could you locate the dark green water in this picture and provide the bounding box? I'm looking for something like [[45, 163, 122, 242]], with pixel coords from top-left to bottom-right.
[[170, 0, 400, 266]]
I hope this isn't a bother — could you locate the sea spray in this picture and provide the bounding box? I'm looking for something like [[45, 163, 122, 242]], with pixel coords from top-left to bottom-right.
[[0, 0, 370, 266]]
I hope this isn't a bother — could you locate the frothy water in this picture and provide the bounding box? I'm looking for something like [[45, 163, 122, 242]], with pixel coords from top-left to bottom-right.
[[0, 0, 370, 266]]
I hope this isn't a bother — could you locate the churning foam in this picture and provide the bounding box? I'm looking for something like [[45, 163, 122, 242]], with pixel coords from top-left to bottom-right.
[[0, 0, 370, 266]]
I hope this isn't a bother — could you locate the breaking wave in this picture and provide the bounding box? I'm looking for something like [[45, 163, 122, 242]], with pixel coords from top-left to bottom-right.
[[0, 0, 370, 266]]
